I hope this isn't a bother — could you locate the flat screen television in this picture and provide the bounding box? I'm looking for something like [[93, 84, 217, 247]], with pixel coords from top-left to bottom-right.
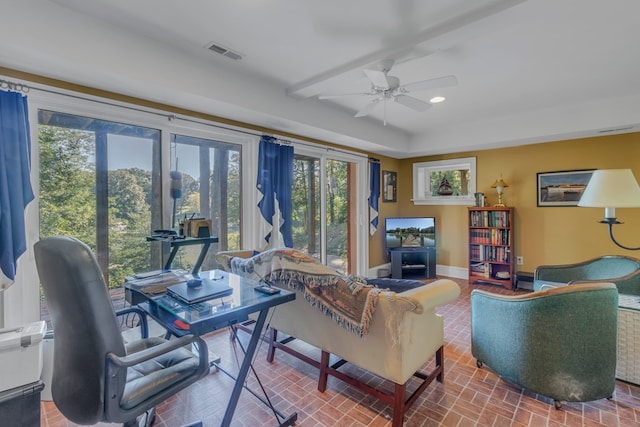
[[385, 217, 436, 249]]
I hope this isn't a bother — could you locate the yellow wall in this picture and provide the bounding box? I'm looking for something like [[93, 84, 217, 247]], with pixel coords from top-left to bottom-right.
[[368, 156, 402, 267], [369, 132, 640, 272]]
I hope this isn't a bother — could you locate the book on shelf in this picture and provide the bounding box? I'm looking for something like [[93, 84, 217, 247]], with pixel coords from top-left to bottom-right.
[[470, 262, 490, 277], [469, 208, 511, 228]]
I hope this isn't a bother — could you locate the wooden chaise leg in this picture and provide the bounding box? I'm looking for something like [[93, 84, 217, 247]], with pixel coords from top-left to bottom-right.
[[236, 322, 445, 427], [436, 346, 444, 383], [392, 383, 406, 427], [266, 328, 278, 363], [318, 351, 330, 392]]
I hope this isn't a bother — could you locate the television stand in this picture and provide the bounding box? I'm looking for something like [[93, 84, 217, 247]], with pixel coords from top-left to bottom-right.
[[390, 247, 436, 279]]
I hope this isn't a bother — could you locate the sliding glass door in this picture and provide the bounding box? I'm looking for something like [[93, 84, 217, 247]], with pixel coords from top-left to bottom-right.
[[38, 110, 162, 289], [292, 153, 358, 274], [37, 110, 244, 327]]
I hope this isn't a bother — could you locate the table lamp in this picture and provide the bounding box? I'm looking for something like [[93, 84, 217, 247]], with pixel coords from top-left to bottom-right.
[[491, 177, 509, 207], [578, 169, 640, 250]]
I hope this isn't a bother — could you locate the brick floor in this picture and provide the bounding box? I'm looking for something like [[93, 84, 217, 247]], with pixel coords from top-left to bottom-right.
[[40, 278, 640, 426]]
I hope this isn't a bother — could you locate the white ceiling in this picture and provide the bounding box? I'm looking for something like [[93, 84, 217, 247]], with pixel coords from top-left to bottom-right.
[[2, 0, 640, 158]]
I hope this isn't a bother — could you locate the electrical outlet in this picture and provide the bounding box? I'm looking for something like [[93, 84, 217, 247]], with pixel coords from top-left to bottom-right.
[[516, 256, 524, 265]]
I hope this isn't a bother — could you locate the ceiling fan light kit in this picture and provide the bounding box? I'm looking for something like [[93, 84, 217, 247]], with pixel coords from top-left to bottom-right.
[[318, 59, 458, 125]]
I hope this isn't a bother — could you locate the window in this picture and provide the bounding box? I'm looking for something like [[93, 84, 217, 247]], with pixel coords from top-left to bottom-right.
[[37, 109, 245, 327], [412, 157, 476, 205], [292, 154, 320, 257], [24, 83, 369, 329], [170, 134, 242, 271], [38, 110, 162, 289], [291, 151, 363, 275]]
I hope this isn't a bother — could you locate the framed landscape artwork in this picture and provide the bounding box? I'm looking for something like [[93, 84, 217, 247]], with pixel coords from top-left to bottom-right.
[[537, 169, 595, 207]]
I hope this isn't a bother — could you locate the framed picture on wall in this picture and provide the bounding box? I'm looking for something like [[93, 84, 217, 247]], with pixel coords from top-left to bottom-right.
[[537, 169, 595, 207], [383, 170, 397, 202], [412, 157, 477, 205]]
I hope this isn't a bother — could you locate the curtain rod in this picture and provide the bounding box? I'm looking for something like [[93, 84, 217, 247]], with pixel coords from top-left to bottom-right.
[[7, 75, 370, 161], [0, 78, 30, 93]]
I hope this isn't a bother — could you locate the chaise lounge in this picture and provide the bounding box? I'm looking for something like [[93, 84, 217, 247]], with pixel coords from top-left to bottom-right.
[[216, 248, 460, 427]]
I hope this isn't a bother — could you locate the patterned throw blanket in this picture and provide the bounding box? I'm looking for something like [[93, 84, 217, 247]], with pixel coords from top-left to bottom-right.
[[227, 248, 382, 337]]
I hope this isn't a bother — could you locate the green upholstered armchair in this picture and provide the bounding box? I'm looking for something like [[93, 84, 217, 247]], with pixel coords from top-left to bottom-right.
[[471, 283, 618, 409], [533, 255, 640, 295]]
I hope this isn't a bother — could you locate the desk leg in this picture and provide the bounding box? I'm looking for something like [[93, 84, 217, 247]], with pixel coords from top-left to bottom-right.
[[162, 242, 211, 273], [192, 243, 211, 274], [221, 308, 268, 427], [164, 245, 179, 271]]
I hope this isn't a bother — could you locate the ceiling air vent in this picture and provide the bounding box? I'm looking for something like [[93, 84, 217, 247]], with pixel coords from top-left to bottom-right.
[[598, 126, 634, 134], [206, 42, 243, 61]]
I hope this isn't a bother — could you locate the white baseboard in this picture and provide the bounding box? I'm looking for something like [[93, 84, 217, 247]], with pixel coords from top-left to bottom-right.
[[436, 265, 468, 279]]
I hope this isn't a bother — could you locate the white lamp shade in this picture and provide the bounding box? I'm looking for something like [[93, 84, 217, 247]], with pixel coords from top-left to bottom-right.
[[578, 169, 640, 208]]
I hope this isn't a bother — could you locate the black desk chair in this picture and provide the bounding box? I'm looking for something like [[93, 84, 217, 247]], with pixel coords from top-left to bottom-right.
[[34, 236, 209, 426]]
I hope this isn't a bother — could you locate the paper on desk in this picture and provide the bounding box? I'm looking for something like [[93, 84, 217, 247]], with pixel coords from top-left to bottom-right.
[[125, 269, 189, 295]]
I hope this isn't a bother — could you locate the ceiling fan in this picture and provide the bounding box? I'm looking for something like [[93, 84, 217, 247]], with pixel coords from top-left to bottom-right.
[[319, 59, 457, 125]]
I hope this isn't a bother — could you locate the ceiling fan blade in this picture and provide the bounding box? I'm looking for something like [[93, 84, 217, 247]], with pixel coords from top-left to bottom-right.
[[318, 92, 375, 99], [363, 69, 390, 89], [319, 92, 373, 99], [394, 95, 431, 112], [354, 99, 381, 118], [400, 75, 458, 93]]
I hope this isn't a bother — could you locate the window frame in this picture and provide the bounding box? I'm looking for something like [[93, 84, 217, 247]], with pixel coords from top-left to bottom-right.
[[290, 143, 369, 274], [26, 87, 256, 324], [412, 157, 477, 205]]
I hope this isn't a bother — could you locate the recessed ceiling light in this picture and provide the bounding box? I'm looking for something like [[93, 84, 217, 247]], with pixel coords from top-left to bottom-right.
[[430, 96, 445, 103]]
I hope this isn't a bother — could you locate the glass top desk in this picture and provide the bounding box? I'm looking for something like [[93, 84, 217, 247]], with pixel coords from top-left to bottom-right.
[[138, 270, 296, 427]]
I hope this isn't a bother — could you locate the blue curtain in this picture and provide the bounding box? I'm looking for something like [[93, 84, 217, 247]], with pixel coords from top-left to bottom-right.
[[368, 161, 380, 235], [256, 136, 293, 247], [0, 91, 34, 282]]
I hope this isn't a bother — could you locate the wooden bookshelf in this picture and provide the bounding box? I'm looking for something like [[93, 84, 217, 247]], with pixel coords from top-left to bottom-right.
[[468, 207, 514, 289]]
